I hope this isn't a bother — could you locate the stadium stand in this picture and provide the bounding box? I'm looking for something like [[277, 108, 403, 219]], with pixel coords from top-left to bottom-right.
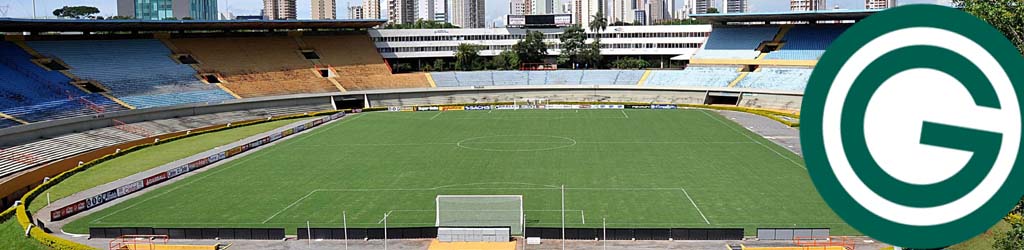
[[169, 37, 340, 97], [765, 25, 848, 60], [693, 27, 778, 59], [430, 70, 645, 87], [0, 119, 21, 129], [644, 67, 740, 88], [0, 103, 332, 178], [26, 39, 236, 109], [0, 41, 127, 123], [302, 35, 431, 90], [735, 67, 813, 91]]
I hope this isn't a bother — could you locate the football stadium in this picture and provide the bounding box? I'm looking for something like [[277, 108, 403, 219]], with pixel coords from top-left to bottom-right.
[[0, 10, 909, 250]]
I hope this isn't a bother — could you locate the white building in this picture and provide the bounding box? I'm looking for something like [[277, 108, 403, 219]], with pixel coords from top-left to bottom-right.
[[348, 5, 364, 19], [510, 0, 530, 15], [369, 25, 711, 60], [865, 0, 896, 9], [363, 0, 381, 19], [452, 0, 486, 28], [388, 0, 416, 24], [311, 0, 336, 19], [433, 0, 448, 21], [573, 0, 601, 26], [790, 0, 825, 11]]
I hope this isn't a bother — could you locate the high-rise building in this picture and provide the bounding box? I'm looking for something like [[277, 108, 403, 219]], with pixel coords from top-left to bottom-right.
[[451, 0, 485, 28], [609, 0, 629, 23], [790, 0, 825, 11], [433, 0, 448, 21], [348, 5, 364, 18], [723, 0, 746, 13], [865, 0, 896, 9], [647, 0, 666, 24], [312, 0, 336, 19], [117, 0, 218, 20], [532, 0, 552, 14], [388, 0, 415, 24], [633, 9, 646, 25], [417, 0, 434, 21], [573, 0, 601, 26], [363, 0, 381, 19], [510, 0, 530, 15], [690, 0, 710, 14], [264, 0, 297, 19]]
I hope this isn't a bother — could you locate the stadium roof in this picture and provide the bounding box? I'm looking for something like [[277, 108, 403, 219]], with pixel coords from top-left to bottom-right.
[[692, 9, 879, 24], [0, 18, 387, 32]]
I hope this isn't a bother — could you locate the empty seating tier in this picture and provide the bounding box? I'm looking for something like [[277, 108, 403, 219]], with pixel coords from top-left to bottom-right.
[[694, 27, 779, 59], [26, 39, 235, 109], [170, 37, 342, 97], [430, 70, 645, 87], [0, 41, 126, 123], [304, 35, 431, 90], [766, 25, 849, 60], [735, 67, 812, 91], [644, 67, 740, 88]]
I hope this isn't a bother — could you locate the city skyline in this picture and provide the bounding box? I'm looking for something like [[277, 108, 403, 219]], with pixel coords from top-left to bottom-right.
[[2, 0, 939, 25]]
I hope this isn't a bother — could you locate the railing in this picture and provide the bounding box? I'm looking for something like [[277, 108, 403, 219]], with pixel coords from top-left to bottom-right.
[[109, 234, 169, 250], [113, 119, 153, 137], [793, 236, 855, 250]]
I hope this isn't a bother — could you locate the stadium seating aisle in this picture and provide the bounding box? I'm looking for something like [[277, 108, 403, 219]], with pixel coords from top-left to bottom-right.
[[644, 67, 740, 88], [26, 39, 235, 108], [765, 25, 848, 60], [304, 35, 431, 90], [694, 26, 778, 59], [735, 67, 812, 91], [0, 41, 126, 123]]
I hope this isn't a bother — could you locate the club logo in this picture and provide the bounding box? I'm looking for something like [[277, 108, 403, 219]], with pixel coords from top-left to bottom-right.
[[801, 5, 1024, 248]]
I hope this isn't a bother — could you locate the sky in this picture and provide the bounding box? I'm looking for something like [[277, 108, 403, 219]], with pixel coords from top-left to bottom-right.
[[1, 0, 939, 26]]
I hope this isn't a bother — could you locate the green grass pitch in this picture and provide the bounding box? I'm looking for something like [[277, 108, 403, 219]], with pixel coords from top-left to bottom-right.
[[65, 109, 852, 235]]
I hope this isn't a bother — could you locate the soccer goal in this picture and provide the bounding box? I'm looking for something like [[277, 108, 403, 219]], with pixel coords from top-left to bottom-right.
[[436, 195, 524, 235]]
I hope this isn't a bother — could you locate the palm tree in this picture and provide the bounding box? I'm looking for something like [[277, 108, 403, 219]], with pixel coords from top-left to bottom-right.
[[589, 10, 608, 34]]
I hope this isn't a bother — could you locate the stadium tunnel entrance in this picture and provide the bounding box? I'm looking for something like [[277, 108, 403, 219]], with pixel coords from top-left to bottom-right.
[[333, 95, 366, 110], [705, 92, 741, 106]]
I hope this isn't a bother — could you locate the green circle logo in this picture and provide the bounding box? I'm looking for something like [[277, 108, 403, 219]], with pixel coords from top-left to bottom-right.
[[801, 5, 1024, 248]]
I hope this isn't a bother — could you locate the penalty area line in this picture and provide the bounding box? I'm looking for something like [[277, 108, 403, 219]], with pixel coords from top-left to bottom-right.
[[262, 190, 319, 223], [680, 188, 710, 225], [430, 111, 443, 120]]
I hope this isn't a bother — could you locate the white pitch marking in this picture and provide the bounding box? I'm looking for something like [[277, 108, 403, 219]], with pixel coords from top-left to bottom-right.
[[429, 111, 443, 120], [263, 190, 320, 223], [700, 110, 806, 170], [581, 210, 586, 224], [681, 188, 710, 225], [620, 110, 629, 119]]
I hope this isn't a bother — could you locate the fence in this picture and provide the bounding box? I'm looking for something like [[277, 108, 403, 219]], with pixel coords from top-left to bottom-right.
[[756, 228, 830, 240], [297, 227, 438, 240], [90, 227, 286, 240], [293, 227, 742, 241]]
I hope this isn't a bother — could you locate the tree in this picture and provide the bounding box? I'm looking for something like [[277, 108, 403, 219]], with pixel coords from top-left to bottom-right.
[[589, 10, 608, 34], [432, 59, 447, 71], [581, 37, 603, 68], [707, 7, 720, 14], [610, 57, 650, 69], [52, 6, 100, 19], [956, 0, 1024, 55], [558, 25, 587, 68], [181, 17, 194, 20], [514, 30, 548, 65], [490, 50, 520, 70], [454, 43, 481, 71], [109, 16, 134, 20]]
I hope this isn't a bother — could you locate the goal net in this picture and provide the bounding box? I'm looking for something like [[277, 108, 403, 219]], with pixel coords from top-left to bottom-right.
[[436, 195, 524, 235]]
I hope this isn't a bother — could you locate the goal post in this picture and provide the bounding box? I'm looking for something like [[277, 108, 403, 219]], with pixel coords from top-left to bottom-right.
[[435, 195, 524, 235]]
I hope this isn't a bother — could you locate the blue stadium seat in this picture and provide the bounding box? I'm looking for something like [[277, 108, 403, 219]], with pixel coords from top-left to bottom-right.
[[694, 27, 778, 59], [735, 67, 812, 91], [453, 71, 495, 86], [612, 70, 645, 85], [0, 41, 126, 124], [0, 118, 20, 129], [430, 72, 459, 87], [765, 25, 848, 60], [492, 71, 528, 86], [546, 71, 584, 85], [644, 67, 740, 88], [27, 40, 235, 108]]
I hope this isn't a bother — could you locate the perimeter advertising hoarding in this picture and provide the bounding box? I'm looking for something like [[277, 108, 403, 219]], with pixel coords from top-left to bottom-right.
[[50, 112, 347, 221]]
